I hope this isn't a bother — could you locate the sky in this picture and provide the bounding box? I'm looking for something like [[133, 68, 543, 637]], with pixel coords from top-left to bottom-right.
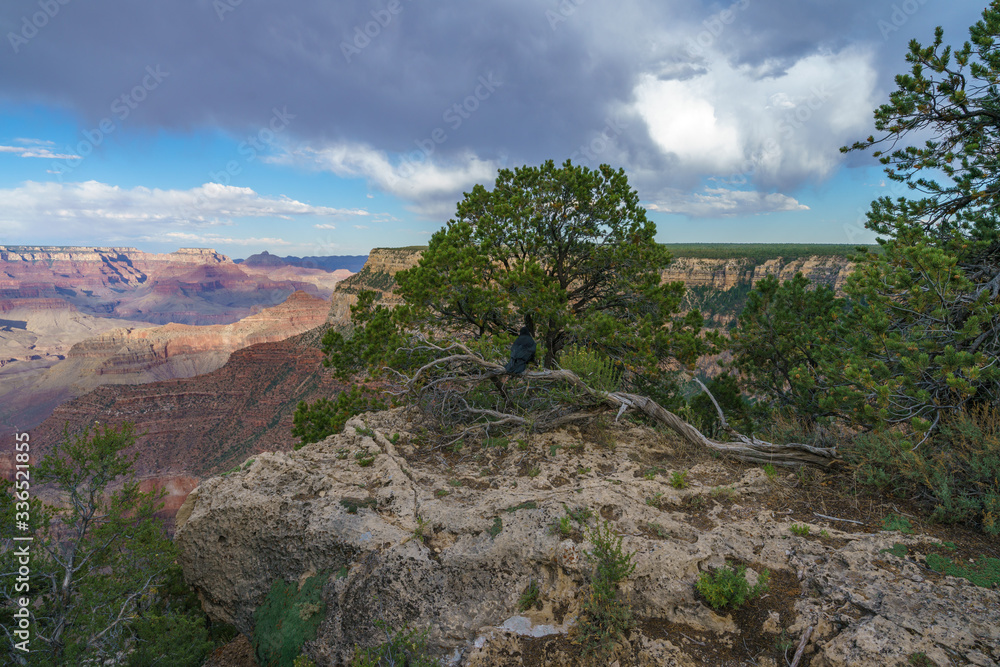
[[0, 0, 987, 259]]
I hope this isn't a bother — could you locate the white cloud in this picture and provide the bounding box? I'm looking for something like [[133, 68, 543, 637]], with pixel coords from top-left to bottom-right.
[[647, 188, 808, 217], [0, 144, 82, 160], [632, 47, 879, 190], [314, 223, 337, 229], [153, 232, 293, 247], [0, 181, 368, 230], [273, 142, 499, 219], [0, 181, 371, 247]]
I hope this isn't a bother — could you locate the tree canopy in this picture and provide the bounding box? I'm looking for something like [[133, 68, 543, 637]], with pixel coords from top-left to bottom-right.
[[394, 159, 697, 370], [0, 424, 222, 666], [839, 4, 1000, 431]]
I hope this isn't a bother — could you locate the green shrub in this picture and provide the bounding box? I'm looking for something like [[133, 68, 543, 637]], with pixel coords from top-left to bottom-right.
[[695, 562, 770, 611], [559, 345, 623, 392], [925, 553, 1000, 589], [789, 524, 810, 537], [126, 563, 228, 667], [575, 520, 637, 659], [518, 580, 541, 612], [882, 514, 914, 534], [253, 573, 329, 667], [881, 543, 909, 558], [550, 515, 572, 537], [350, 620, 440, 667], [505, 500, 537, 512], [670, 470, 688, 489], [849, 406, 1000, 535], [292, 386, 387, 448]]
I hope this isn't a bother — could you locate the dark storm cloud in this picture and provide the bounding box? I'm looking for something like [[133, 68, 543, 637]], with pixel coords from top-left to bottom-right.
[[0, 0, 987, 217]]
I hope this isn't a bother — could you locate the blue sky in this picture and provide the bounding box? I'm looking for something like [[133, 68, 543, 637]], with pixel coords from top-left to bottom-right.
[[0, 0, 986, 258]]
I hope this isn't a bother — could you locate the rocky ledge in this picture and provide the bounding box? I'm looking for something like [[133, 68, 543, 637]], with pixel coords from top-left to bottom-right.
[[176, 410, 999, 667]]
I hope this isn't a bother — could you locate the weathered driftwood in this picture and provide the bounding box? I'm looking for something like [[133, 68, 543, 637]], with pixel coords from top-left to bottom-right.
[[401, 346, 839, 468]]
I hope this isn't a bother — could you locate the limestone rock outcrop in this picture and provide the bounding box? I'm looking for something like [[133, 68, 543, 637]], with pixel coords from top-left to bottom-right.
[[176, 410, 999, 666]]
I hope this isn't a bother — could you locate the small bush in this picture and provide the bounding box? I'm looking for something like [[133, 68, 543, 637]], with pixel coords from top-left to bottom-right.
[[789, 524, 810, 537], [670, 470, 689, 489], [762, 463, 777, 480], [881, 543, 908, 558], [292, 386, 386, 448], [505, 500, 537, 512], [253, 573, 329, 667], [848, 406, 1000, 535], [575, 521, 637, 659], [559, 345, 623, 392], [550, 515, 572, 537], [696, 562, 770, 611], [710, 486, 735, 500], [518, 580, 541, 612], [925, 553, 1000, 588], [882, 514, 914, 534], [350, 620, 440, 667], [488, 516, 503, 539]]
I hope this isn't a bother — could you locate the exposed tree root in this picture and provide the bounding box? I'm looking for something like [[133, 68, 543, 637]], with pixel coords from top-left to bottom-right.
[[398, 343, 839, 468]]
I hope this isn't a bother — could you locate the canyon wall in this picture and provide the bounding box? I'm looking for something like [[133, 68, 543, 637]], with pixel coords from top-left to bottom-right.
[[327, 247, 855, 326], [0, 291, 330, 435], [0, 245, 349, 325]]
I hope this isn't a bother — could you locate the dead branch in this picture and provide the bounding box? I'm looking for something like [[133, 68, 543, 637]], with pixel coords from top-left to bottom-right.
[[399, 343, 839, 468]]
